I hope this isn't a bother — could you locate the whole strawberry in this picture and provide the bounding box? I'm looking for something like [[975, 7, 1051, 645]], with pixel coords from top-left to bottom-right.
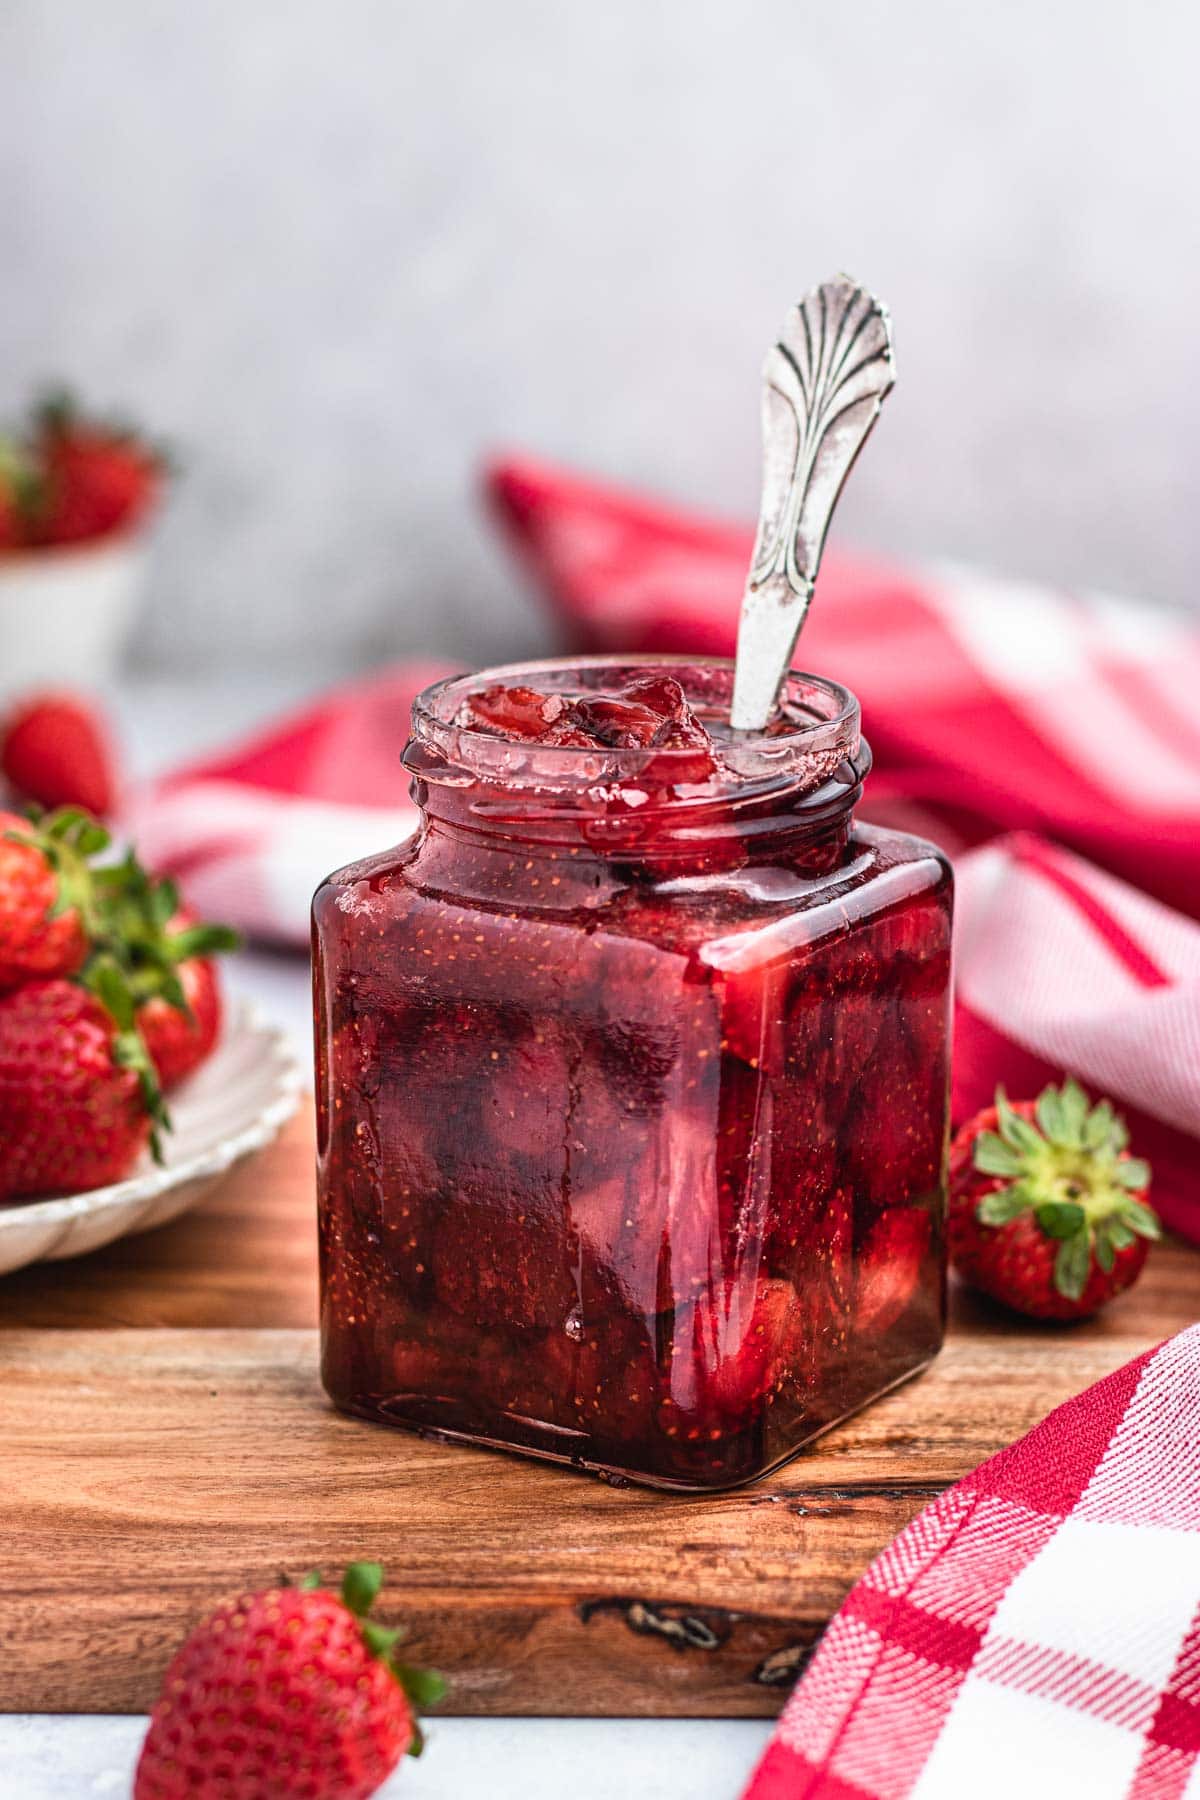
[[1, 692, 119, 817], [0, 809, 238, 1197], [91, 870, 238, 1091], [0, 807, 104, 992], [32, 390, 163, 547], [949, 1080, 1158, 1320], [135, 1561, 445, 1800], [138, 944, 222, 1090], [0, 976, 158, 1198]]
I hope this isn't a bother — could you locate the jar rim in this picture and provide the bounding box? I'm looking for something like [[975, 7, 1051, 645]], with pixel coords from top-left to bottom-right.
[[410, 654, 860, 793]]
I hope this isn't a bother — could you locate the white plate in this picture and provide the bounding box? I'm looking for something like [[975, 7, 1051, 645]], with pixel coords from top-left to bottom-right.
[[0, 1003, 305, 1277]]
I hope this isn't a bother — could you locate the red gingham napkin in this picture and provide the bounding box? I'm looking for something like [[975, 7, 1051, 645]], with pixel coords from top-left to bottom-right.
[[744, 1326, 1200, 1800]]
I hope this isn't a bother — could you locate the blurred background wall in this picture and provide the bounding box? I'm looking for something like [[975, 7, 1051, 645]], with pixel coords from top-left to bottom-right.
[[4, 0, 1197, 675]]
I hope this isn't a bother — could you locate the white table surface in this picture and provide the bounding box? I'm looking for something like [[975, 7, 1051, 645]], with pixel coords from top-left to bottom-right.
[[0, 674, 781, 1797]]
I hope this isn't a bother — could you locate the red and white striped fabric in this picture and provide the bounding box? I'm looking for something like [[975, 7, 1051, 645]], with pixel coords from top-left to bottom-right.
[[744, 1326, 1200, 1800]]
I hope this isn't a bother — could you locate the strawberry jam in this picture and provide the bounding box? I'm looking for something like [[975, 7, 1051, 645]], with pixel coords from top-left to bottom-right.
[[313, 658, 952, 1490]]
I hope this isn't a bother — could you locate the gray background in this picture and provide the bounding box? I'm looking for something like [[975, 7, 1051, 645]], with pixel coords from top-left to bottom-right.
[[5, 0, 1198, 675]]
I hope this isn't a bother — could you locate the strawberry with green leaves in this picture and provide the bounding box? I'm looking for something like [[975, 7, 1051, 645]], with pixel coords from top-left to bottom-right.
[[949, 1080, 1159, 1321], [91, 850, 238, 1090], [0, 806, 106, 992], [0, 806, 238, 1199], [25, 388, 165, 548], [0, 388, 165, 552], [0, 975, 160, 1198], [135, 1561, 445, 1800]]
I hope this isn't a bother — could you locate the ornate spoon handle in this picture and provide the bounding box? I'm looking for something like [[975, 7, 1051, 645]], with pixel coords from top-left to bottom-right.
[[729, 276, 896, 731]]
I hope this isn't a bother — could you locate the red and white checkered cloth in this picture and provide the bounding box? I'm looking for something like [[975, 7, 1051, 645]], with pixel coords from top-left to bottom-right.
[[744, 1326, 1200, 1800], [127, 457, 1200, 1240]]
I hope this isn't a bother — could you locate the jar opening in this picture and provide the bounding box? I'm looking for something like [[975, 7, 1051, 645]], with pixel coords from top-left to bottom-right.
[[409, 655, 860, 799]]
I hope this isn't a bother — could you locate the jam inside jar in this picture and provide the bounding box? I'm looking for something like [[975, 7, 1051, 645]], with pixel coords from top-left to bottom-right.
[[313, 657, 953, 1491]]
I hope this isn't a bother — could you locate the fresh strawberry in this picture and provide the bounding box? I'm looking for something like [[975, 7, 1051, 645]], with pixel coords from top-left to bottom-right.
[[90, 867, 238, 1092], [0, 811, 238, 1193], [134, 1561, 445, 1800], [949, 1081, 1158, 1321], [136, 921, 224, 1089], [0, 976, 159, 1198], [1, 692, 119, 817], [32, 391, 162, 547], [856, 1206, 933, 1334], [0, 807, 103, 992]]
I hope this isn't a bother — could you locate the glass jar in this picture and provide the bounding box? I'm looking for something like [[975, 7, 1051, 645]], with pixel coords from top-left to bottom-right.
[[313, 657, 953, 1491]]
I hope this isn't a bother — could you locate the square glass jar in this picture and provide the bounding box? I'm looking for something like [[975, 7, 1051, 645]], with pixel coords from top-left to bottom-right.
[[313, 659, 952, 1490]]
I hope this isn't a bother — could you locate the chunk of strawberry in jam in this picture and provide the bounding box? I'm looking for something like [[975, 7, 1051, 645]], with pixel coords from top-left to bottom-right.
[[432, 1176, 580, 1329], [855, 1206, 932, 1335], [502, 1309, 659, 1446], [460, 684, 569, 739], [662, 1275, 810, 1428], [455, 675, 716, 779]]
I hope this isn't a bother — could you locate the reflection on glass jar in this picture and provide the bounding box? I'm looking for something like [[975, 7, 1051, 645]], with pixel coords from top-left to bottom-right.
[[313, 657, 953, 1490]]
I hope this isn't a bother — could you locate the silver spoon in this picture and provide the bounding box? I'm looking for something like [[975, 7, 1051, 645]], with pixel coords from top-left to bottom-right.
[[729, 275, 896, 732]]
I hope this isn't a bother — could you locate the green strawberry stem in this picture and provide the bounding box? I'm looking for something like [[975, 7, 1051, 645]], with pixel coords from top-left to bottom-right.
[[973, 1080, 1159, 1301], [299, 1561, 447, 1756], [83, 953, 171, 1162]]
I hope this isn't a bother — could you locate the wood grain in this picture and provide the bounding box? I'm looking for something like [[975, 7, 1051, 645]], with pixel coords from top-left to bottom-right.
[[1, 1112, 1197, 1716]]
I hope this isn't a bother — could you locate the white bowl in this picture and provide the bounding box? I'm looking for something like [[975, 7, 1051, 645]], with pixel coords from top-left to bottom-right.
[[0, 1002, 304, 1276], [0, 530, 151, 702]]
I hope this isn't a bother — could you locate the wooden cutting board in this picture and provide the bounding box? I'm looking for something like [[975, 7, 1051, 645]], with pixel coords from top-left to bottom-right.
[[1, 1110, 1195, 1718]]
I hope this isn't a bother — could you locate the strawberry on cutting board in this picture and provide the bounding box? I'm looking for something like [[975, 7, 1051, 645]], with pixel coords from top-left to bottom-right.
[[949, 1081, 1158, 1321], [135, 1561, 445, 1800]]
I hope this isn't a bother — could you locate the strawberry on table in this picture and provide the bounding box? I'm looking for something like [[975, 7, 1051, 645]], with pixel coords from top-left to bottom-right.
[[949, 1080, 1158, 1321], [135, 1561, 445, 1800], [0, 691, 119, 818]]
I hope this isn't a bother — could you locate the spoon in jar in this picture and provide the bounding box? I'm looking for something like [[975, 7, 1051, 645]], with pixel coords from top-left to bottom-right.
[[729, 275, 896, 732]]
